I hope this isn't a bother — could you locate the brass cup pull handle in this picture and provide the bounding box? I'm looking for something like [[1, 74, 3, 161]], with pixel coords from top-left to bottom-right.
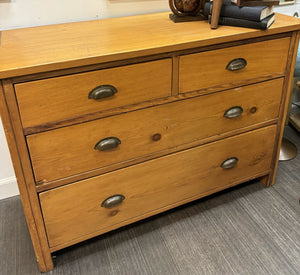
[[101, 194, 125, 208], [221, 157, 239, 169], [226, 58, 247, 71], [224, 106, 243, 119], [88, 85, 118, 100], [94, 137, 121, 151]]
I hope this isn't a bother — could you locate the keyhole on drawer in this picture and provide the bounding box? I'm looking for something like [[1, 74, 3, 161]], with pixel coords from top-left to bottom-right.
[[152, 133, 162, 141], [110, 210, 119, 216], [250, 106, 257, 114]]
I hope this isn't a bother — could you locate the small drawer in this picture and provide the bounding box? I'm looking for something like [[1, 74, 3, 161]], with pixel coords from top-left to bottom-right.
[[15, 59, 172, 129], [39, 125, 276, 249], [27, 78, 283, 183], [179, 37, 290, 93]]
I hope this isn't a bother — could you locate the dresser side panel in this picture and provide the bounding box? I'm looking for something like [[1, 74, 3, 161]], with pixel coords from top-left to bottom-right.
[[265, 30, 300, 186], [0, 80, 53, 272]]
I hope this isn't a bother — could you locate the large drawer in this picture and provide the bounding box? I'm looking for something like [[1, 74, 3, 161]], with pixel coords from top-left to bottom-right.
[[27, 78, 283, 183], [179, 37, 290, 93], [39, 125, 276, 249], [15, 59, 172, 128]]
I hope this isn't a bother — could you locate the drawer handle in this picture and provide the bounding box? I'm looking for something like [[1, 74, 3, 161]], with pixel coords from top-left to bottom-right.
[[94, 137, 121, 151], [221, 157, 239, 169], [88, 85, 118, 100], [101, 194, 125, 208], [226, 58, 247, 71], [224, 106, 243, 119]]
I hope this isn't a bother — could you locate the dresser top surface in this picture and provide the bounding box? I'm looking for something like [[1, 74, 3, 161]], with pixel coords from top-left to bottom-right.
[[0, 12, 299, 78]]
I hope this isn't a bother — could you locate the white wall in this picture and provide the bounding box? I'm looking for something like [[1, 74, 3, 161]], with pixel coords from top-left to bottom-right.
[[0, 0, 169, 30], [0, 0, 298, 199], [0, 117, 19, 200], [275, 1, 300, 15]]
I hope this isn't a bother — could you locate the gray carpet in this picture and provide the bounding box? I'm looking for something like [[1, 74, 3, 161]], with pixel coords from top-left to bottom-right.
[[0, 126, 299, 275]]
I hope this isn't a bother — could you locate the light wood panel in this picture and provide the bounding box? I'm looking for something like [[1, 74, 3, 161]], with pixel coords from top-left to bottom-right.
[[15, 59, 172, 128], [21, 72, 284, 135], [179, 37, 290, 93], [0, 13, 299, 78], [27, 79, 283, 183], [34, 119, 277, 192], [10, 33, 289, 85], [39, 125, 276, 249]]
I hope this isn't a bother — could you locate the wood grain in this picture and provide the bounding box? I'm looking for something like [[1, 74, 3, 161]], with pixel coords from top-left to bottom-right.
[[50, 170, 271, 253], [0, 81, 53, 272], [27, 79, 283, 183], [15, 59, 172, 128], [0, 13, 299, 78], [39, 125, 276, 249], [22, 74, 285, 136], [179, 37, 290, 93], [11, 32, 290, 85], [35, 118, 278, 192]]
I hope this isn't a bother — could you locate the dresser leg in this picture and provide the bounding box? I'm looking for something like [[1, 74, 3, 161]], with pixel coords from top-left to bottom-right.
[[260, 174, 273, 187], [16, 183, 54, 272], [37, 256, 54, 273]]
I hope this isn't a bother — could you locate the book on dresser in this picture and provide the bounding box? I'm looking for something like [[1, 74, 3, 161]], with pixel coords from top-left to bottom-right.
[[208, 13, 275, 29], [205, 0, 275, 30], [231, 0, 279, 6], [204, 1, 274, 21]]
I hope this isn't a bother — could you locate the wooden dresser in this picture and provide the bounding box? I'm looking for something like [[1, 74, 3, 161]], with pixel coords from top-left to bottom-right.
[[0, 12, 299, 272]]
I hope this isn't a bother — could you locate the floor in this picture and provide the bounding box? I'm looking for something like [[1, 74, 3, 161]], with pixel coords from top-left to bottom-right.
[[0, 127, 299, 275]]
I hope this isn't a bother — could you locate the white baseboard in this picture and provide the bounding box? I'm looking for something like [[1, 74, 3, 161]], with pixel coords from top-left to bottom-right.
[[0, 176, 19, 200]]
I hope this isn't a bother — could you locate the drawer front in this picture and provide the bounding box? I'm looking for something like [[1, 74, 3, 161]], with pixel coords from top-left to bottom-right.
[[27, 78, 283, 183], [179, 37, 290, 93], [15, 59, 172, 128], [40, 126, 276, 248]]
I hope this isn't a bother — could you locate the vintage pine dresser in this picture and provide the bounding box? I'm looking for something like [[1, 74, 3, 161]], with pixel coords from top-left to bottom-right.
[[0, 12, 299, 272]]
